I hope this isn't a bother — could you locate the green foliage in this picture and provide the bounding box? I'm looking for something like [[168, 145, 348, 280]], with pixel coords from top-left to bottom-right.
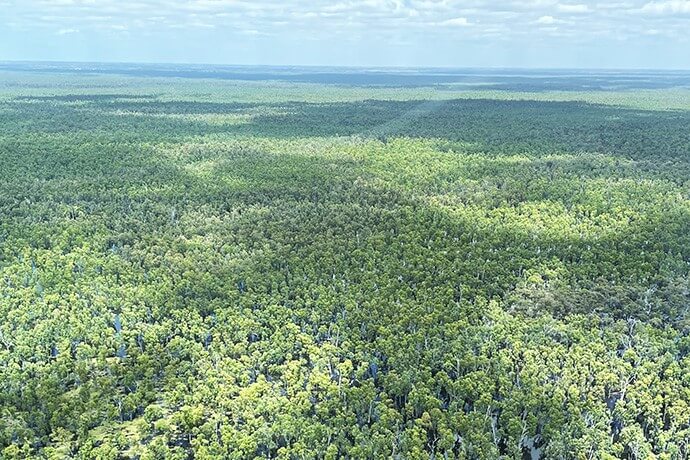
[[1, 72, 690, 459]]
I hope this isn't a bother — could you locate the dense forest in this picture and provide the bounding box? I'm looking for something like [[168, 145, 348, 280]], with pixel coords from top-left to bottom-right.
[[1, 69, 690, 459]]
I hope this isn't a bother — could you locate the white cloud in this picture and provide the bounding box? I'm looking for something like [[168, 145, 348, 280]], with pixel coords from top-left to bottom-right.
[[44, 0, 96, 4], [440, 16, 472, 26], [640, 0, 690, 13], [511, 0, 558, 9], [557, 3, 590, 13], [0, 0, 687, 59], [596, 2, 634, 9], [239, 29, 270, 36], [536, 14, 558, 23]]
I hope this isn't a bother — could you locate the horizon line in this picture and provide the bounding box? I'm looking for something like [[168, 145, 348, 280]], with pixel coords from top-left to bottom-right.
[[2, 59, 690, 73]]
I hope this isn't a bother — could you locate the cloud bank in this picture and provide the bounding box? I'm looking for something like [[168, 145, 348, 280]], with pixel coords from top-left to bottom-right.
[[0, 0, 688, 68]]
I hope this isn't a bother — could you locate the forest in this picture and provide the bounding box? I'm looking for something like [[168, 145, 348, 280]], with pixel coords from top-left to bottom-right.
[[1, 68, 690, 459]]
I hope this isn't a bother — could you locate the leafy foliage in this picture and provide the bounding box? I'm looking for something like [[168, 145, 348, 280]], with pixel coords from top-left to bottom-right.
[[1, 73, 690, 459]]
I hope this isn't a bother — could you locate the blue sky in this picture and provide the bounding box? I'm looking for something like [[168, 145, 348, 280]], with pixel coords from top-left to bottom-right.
[[1, 0, 689, 69]]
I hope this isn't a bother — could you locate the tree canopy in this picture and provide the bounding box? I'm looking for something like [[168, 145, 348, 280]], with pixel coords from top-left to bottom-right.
[[1, 71, 690, 459]]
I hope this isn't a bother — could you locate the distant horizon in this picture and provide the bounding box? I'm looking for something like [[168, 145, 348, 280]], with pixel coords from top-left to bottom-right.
[[2, 59, 690, 73], [4, 59, 689, 92]]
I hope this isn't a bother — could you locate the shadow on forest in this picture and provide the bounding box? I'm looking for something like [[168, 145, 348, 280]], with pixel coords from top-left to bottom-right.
[[5, 95, 690, 161], [8, 130, 689, 326], [2, 93, 690, 325], [150, 147, 690, 324]]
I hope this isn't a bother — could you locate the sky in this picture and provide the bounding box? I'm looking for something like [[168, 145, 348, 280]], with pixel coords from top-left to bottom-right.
[[0, 0, 689, 69]]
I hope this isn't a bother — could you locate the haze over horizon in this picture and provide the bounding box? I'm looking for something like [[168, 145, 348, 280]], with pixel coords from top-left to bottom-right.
[[1, 0, 689, 70], [3, 60, 690, 73]]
